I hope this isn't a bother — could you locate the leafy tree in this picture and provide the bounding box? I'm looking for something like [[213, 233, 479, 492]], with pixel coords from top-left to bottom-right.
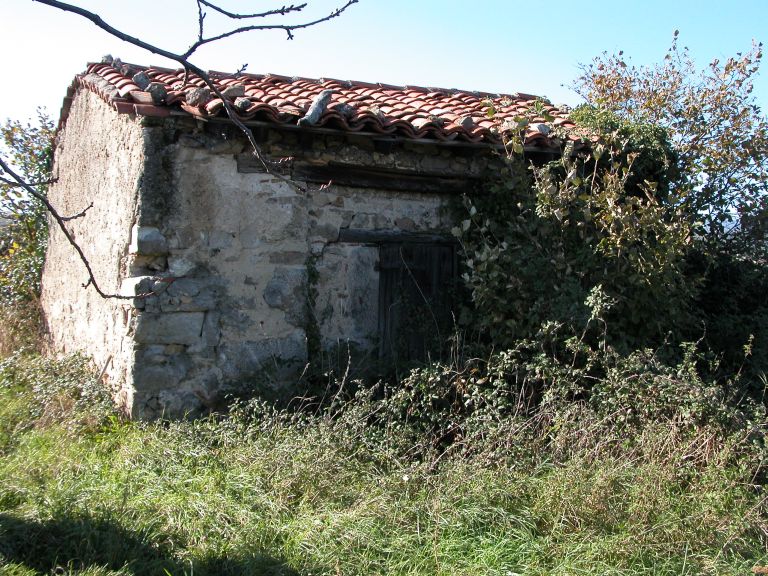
[[0, 110, 54, 305], [574, 31, 767, 259], [459, 36, 768, 382]]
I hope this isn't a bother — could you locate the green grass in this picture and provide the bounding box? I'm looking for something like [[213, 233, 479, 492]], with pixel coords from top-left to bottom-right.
[[0, 352, 766, 575]]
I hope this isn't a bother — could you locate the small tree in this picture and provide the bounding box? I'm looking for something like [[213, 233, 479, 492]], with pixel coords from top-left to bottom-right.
[[574, 32, 768, 260], [0, 110, 54, 305], [0, 111, 54, 351]]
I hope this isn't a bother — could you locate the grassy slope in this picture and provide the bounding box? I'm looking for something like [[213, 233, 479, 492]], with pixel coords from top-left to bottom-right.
[[0, 354, 766, 576]]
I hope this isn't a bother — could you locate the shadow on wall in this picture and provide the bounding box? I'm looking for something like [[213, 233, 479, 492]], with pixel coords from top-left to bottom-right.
[[0, 513, 303, 576]]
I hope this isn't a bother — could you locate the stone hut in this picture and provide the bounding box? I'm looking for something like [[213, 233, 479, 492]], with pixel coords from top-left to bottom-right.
[[42, 59, 574, 418]]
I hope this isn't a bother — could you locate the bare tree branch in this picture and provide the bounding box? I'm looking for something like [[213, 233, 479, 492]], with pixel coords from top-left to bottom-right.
[[60, 201, 93, 222], [31, 0, 358, 59], [0, 175, 57, 188], [22, 0, 359, 298], [29, 2, 271, 172], [196, 0, 206, 43], [0, 157, 139, 299], [183, 0, 357, 52], [198, 1, 307, 20]]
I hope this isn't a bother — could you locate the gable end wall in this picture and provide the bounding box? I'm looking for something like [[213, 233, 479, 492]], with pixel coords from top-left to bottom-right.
[[42, 89, 148, 412]]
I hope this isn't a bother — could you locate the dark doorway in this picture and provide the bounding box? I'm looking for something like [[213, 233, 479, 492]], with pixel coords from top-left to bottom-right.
[[378, 242, 457, 366]]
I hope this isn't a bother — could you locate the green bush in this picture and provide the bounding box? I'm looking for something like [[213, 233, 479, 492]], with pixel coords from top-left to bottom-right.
[[690, 250, 768, 383], [567, 104, 680, 202], [458, 109, 698, 351], [457, 104, 767, 415]]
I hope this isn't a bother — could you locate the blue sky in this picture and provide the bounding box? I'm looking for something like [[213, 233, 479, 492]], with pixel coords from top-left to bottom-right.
[[1, 0, 767, 122]]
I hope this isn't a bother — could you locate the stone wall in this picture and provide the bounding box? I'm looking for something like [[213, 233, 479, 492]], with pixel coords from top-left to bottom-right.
[[128, 131, 465, 416], [44, 94, 501, 418], [42, 89, 146, 410]]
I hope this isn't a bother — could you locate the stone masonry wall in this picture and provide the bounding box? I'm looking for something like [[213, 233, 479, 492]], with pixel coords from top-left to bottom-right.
[[42, 90, 146, 410], [44, 97, 501, 418], [121, 123, 502, 417]]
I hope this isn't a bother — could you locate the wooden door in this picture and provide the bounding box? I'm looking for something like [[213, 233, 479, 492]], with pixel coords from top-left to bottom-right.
[[378, 243, 457, 365]]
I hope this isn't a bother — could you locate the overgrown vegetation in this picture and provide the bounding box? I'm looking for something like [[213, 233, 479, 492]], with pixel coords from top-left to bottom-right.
[[574, 35, 768, 376], [458, 35, 768, 384], [2, 38, 768, 575], [0, 110, 53, 354], [0, 352, 766, 575]]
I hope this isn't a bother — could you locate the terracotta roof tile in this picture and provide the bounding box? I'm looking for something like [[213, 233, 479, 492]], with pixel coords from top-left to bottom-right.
[[60, 61, 579, 147]]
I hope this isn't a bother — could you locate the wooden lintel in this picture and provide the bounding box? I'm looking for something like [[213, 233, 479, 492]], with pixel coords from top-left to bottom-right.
[[338, 229, 456, 245], [237, 155, 481, 193], [291, 161, 479, 194]]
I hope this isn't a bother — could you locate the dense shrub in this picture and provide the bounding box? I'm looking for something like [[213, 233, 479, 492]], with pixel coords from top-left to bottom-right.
[[691, 250, 768, 384], [456, 148, 695, 352], [457, 39, 768, 407], [363, 342, 766, 457]]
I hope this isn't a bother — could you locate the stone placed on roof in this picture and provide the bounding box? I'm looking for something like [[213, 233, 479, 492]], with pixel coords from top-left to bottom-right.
[[61, 61, 578, 147]]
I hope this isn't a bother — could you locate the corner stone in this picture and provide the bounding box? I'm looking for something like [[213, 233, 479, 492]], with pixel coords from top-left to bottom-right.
[[134, 312, 205, 345], [129, 225, 169, 256]]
